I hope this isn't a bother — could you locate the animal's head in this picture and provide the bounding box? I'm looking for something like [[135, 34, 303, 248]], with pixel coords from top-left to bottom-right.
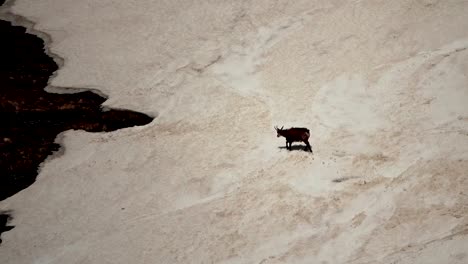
[[274, 126, 284, 137]]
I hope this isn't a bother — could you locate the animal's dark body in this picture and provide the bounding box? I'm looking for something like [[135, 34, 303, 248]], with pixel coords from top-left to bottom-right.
[[275, 126, 313, 152]]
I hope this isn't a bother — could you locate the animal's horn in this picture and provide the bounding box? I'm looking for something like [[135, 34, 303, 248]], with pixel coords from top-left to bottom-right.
[[281, 126, 284, 130], [274, 126, 278, 130]]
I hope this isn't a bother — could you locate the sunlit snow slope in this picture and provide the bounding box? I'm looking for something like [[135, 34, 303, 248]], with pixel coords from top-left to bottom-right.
[[1, 0, 468, 263]]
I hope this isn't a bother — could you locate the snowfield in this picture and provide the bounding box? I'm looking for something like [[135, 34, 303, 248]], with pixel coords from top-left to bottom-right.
[[1, 0, 468, 263]]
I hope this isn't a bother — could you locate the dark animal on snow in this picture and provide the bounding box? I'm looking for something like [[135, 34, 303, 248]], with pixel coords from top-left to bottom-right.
[[275, 126, 313, 152]]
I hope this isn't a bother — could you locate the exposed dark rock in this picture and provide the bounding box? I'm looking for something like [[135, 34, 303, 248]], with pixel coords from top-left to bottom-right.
[[0, 213, 13, 244], [0, 13, 154, 243]]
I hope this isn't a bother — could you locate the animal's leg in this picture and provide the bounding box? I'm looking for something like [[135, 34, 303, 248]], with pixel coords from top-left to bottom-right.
[[304, 140, 313, 153], [285, 140, 289, 150]]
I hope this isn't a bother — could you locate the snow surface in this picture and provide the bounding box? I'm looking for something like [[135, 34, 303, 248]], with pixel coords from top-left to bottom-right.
[[1, 0, 468, 263]]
